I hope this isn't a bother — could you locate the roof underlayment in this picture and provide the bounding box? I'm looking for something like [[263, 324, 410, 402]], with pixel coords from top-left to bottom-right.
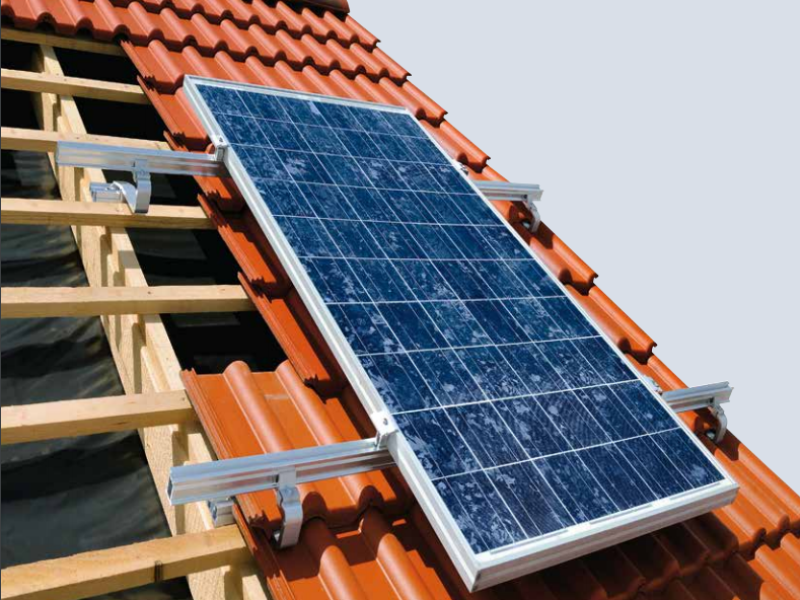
[[2, 1, 799, 598]]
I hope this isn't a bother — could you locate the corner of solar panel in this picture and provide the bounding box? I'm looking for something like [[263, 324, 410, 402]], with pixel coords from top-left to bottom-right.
[[182, 76, 738, 591]]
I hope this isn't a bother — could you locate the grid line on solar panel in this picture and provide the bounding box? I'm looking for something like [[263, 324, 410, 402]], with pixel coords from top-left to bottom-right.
[[194, 82, 727, 557]]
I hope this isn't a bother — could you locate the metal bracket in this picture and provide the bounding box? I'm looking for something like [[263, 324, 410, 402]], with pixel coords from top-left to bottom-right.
[[662, 382, 733, 442], [474, 181, 544, 231], [208, 498, 235, 527], [372, 411, 397, 449], [274, 471, 303, 548], [56, 142, 226, 214], [168, 437, 395, 548], [212, 135, 229, 162]]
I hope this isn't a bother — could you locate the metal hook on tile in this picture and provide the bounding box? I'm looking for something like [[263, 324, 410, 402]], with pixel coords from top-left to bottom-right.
[[473, 180, 544, 231], [273, 470, 303, 549], [662, 382, 733, 443]]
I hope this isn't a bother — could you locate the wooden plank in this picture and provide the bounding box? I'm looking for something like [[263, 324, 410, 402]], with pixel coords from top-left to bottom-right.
[[1, 198, 214, 230], [1, 127, 170, 153], [0, 526, 250, 600], [1, 391, 196, 445], [32, 44, 271, 600], [1, 68, 148, 104], [0, 26, 126, 56], [1, 286, 255, 319]]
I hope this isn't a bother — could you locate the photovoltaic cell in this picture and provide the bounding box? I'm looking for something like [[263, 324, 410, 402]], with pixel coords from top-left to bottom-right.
[[185, 78, 735, 588]]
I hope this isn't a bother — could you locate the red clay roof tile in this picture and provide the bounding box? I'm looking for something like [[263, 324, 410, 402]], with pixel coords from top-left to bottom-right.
[[4, 1, 799, 597]]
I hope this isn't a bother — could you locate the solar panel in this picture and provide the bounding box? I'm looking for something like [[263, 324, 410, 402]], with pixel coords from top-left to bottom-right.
[[184, 77, 738, 590]]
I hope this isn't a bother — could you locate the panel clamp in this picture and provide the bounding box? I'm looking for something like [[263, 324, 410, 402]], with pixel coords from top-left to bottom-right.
[[474, 181, 544, 231], [55, 141, 226, 214], [662, 382, 733, 442]]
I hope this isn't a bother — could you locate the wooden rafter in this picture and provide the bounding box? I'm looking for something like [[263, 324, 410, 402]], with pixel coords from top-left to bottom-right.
[[1, 391, 195, 445], [1, 285, 255, 319], [2, 68, 149, 104], [1, 198, 215, 230], [0, 526, 250, 600]]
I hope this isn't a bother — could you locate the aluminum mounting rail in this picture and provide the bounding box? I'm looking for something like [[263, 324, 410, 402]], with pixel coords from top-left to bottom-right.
[[474, 180, 544, 231], [168, 438, 394, 547], [56, 141, 226, 214], [662, 382, 733, 442]]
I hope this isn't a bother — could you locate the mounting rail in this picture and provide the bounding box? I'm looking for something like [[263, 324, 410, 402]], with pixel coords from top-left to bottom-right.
[[662, 382, 733, 442], [168, 437, 394, 548], [474, 180, 544, 231], [55, 142, 226, 214], [168, 381, 732, 548]]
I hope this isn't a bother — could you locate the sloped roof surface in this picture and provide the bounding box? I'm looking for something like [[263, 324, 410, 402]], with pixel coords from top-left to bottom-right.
[[3, 1, 799, 598]]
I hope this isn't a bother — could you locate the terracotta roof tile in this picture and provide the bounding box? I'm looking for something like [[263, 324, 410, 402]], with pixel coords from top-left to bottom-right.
[[4, 1, 798, 596]]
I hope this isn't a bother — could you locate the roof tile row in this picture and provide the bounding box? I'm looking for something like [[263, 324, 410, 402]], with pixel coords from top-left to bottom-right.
[[3, 0, 799, 597], [185, 359, 800, 600], [2, 0, 397, 76]]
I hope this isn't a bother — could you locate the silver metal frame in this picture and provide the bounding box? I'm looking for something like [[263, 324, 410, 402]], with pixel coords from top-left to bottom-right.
[[55, 142, 226, 214], [663, 382, 732, 441], [181, 76, 739, 591], [474, 180, 544, 231]]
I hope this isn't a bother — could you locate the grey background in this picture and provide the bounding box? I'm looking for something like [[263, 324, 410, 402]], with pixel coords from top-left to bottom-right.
[[352, 1, 800, 492]]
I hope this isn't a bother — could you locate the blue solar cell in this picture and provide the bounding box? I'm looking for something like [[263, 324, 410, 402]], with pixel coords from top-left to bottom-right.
[[424, 300, 492, 347], [465, 300, 527, 345], [436, 472, 523, 552], [332, 303, 401, 356], [536, 453, 619, 523], [323, 219, 381, 259], [300, 258, 369, 304], [359, 353, 437, 413], [253, 179, 313, 217], [580, 445, 658, 510], [395, 411, 480, 479], [192, 82, 729, 563], [489, 461, 576, 537], [297, 183, 356, 220], [277, 150, 333, 184], [377, 302, 448, 351], [410, 350, 484, 406], [456, 346, 529, 399], [449, 402, 527, 467], [257, 119, 309, 151], [392, 261, 456, 300], [536, 391, 610, 449], [494, 397, 572, 457]]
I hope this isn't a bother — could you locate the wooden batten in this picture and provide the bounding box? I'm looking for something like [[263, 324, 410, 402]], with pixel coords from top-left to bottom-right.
[[1, 198, 215, 230], [0, 27, 127, 56], [0, 527, 250, 600], [1, 286, 255, 319], [2, 68, 149, 104], [0, 127, 170, 153], [1, 391, 196, 445]]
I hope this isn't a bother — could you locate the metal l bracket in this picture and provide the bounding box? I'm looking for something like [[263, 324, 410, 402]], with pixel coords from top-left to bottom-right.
[[662, 382, 733, 442], [474, 180, 544, 231]]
